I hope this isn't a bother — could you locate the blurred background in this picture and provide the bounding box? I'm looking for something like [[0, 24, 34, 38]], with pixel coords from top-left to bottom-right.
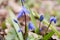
[[0, 0, 60, 26], [22, 0, 60, 26], [0, 0, 60, 40]]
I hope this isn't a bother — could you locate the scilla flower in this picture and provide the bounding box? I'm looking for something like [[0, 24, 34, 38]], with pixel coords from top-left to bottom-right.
[[54, 18, 56, 24], [50, 16, 56, 24], [17, 6, 30, 19], [18, 29, 22, 32], [39, 15, 44, 22], [28, 22, 35, 30], [45, 16, 56, 34], [40, 28, 42, 31], [21, 0, 25, 2], [14, 19, 18, 23]]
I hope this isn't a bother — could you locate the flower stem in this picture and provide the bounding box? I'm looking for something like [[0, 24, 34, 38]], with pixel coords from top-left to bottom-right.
[[39, 22, 42, 30], [45, 22, 51, 34], [24, 12, 28, 40], [21, 0, 24, 6]]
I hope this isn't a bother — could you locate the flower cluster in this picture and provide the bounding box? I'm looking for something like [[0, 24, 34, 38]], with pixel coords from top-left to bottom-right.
[[17, 6, 30, 19], [39, 15, 44, 22], [28, 22, 35, 30], [50, 16, 56, 24]]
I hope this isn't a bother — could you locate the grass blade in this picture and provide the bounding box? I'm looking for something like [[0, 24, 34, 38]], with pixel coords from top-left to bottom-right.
[[43, 31, 54, 40], [34, 12, 60, 38], [30, 10, 39, 34], [8, 8, 24, 40]]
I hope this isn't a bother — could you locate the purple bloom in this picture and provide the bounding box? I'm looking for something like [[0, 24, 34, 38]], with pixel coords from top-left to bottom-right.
[[54, 17, 56, 24], [39, 15, 44, 22], [40, 28, 42, 31], [28, 22, 35, 30], [21, 0, 25, 3], [22, 6, 30, 14], [17, 6, 30, 19], [17, 9, 24, 19], [14, 19, 18, 23], [18, 29, 22, 32], [50, 16, 56, 24]]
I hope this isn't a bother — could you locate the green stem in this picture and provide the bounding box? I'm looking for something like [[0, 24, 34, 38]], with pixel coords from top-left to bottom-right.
[[45, 22, 51, 34], [34, 11, 60, 38], [24, 12, 28, 40], [8, 9, 24, 40]]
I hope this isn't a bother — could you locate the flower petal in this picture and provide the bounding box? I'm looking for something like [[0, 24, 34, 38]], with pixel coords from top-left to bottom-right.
[[22, 6, 30, 14], [39, 15, 44, 22], [54, 18, 56, 24], [40, 28, 42, 31], [18, 29, 22, 32], [28, 22, 35, 30], [14, 19, 18, 23], [50, 16, 56, 24], [17, 10, 24, 19]]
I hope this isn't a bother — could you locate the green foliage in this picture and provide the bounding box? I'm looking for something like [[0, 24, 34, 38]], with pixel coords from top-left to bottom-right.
[[43, 31, 54, 40], [28, 32, 42, 40], [30, 10, 39, 34], [2, 21, 6, 30], [5, 8, 24, 40], [57, 0, 60, 4], [56, 11, 60, 26], [5, 27, 19, 40], [34, 11, 60, 38]]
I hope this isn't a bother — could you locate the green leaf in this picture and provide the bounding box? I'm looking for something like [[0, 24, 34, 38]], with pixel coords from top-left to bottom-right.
[[5, 27, 18, 40], [30, 10, 39, 34], [34, 12, 60, 38], [57, 0, 60, 4], [24, 25, 28, 40], [43, 20, 60, 38], [2, 21, 6, 30], [28, 32, 42, 40], [7, 8, 24, 40], [43, 31, 54, 40]]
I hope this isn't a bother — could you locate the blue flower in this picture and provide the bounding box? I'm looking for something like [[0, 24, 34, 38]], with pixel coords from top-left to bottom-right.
[[18, 29, 22, 32], [22, 6, 30, 14], [28, 22, 35, 30], [14, 19, 18, 23], [17, 9, 24, 19], [39, 28, 42, 31], [54, 18, 56, 23], [50, 16, 56, 24], [21, 0, 25, 2], [17, 6, 30, 19], [39, 15, 44, 22]]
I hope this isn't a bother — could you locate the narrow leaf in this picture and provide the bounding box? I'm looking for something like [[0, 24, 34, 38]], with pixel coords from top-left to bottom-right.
[[30, 10, 39, 34]]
